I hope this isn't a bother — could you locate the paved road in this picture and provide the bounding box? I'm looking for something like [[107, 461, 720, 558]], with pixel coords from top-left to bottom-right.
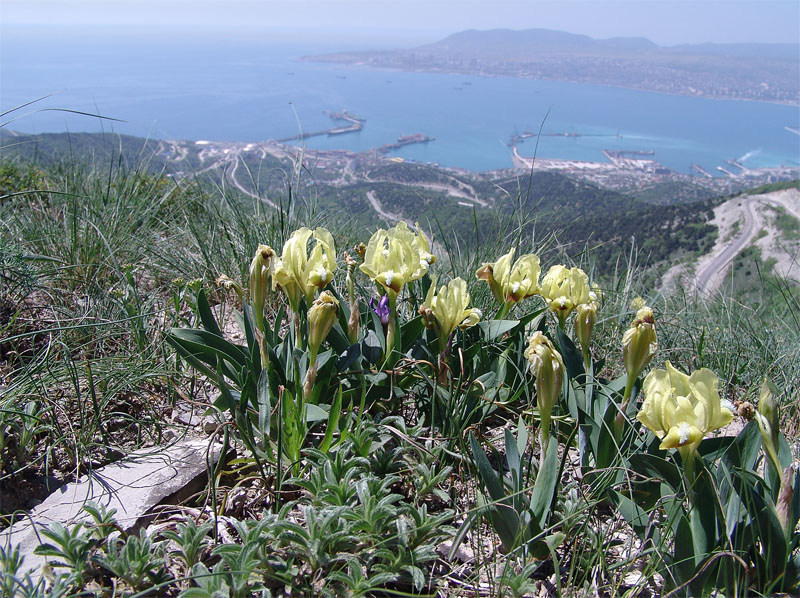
[[695, 197, 758, 295], [227, 153, 278, 209], [366, 190, 406, 224], [694, 191, 800, 295]]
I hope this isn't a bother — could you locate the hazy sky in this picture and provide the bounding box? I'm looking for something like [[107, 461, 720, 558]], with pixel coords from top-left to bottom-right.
[[2, 0, 799, 46]]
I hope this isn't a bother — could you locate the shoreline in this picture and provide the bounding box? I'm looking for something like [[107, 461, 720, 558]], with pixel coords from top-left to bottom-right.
[[4, 127, 799, 183], [300, 56, 800, 108]]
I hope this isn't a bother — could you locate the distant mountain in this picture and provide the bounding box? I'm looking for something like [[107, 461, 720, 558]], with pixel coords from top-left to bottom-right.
[[419, 28, 796, 59], [304, 28, 799, 105], [416, 28, 659, 57]]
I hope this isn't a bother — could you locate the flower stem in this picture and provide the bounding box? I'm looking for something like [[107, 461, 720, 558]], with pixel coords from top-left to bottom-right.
[[678, 446, 697, 501], [497, 301, 513, 320], [303, 359, 318, 402], [540, 413, 551, 460], [384, 290, 398, 362], [614, 374, 637, 441], [437, 350, 449, 385], [294, 311, 304, 351]]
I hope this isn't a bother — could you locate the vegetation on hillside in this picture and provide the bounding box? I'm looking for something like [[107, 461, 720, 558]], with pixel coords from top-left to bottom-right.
[[1, 131, 732, 282], [738, 179, 800, 196], [1, 152, 798, 597]]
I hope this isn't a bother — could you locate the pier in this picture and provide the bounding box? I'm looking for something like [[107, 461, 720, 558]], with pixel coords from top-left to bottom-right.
[[509, 131, 577, 145], [276, 110, 365, 142], [725, 159, 751, 174], [376, 133, 435, 155], [509, 130, 624, 145], [603, 149, 655, 159], [690, 163, 714, 178]]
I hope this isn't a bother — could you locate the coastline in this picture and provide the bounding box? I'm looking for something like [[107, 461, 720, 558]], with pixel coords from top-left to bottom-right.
[[300, 56, 800, 108]]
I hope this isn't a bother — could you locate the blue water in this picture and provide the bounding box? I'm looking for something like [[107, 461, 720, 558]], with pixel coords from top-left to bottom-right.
[[1, 26, 798, 174]]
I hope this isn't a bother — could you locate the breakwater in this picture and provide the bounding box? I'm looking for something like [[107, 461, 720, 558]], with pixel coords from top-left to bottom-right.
[[276, 110, 365, 142]]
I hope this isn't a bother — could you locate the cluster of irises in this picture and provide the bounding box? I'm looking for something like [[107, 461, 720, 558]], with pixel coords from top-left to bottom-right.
[[168, 220, 796, 596], [245, 221, 738, 463]]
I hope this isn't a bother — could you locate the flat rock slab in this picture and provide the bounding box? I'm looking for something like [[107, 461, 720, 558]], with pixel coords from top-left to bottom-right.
[[1, 438, 223, 578]]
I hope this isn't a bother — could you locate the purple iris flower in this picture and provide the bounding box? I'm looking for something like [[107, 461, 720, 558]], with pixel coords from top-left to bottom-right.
[[370, 295, 390, 327]]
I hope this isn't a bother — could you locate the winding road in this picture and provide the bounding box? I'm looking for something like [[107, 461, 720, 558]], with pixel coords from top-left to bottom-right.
[[227, 154, 278, 209], [695, 197, 758, 295], [694, 191, 800, 295], [366, 190, 408, 224]]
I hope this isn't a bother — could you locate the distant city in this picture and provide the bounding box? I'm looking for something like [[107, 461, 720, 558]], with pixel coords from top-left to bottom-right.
[[305, 28, 800, 105]]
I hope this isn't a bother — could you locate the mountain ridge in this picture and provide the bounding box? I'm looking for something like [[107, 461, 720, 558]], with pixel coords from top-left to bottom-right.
[[418, 28, 797, 58]]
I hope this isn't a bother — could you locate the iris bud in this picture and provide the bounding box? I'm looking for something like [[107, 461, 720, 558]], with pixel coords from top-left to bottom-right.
[[623, 306, 657, 382], [574, 300, 597, 366], [756, 378, 782, 475], [525, 331, 564, 454], [249, 244, 275, 330], [307, 291, 339, 361]]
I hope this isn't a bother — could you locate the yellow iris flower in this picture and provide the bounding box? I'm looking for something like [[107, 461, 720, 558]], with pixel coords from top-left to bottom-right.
[[359, 222, 433, 294], [420, 277, 482, 342], [636, 361, 734, 456], [272, 227, 336, 312], [539, 265, 591, 326], [475, 248, 541, 305]]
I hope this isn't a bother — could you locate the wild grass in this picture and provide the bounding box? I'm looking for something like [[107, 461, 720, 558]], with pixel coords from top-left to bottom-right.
[[1, 145, 798, 597]]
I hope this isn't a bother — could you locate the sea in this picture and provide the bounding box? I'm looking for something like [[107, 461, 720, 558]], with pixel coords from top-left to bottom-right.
[[1, 26, 799, 175]]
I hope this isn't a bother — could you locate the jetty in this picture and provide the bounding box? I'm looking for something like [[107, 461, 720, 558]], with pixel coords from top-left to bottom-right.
[[690, 163, 714, 178], [509, 131, 579, 145], [716, 166, 736, 176], [603, 149, 655, 159], [509, 130, 624, 145], [277, 110, 365, 142], [376, 133, 434, 155], [725, 159, 751, 174]]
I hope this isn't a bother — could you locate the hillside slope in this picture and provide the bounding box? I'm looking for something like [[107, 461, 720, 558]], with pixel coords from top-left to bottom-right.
[[662, 185, 800, 296], [1, 131, 724, 279]]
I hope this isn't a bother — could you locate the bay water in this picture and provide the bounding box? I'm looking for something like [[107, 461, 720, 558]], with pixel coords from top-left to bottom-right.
[[1, 26, 798, 174]]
